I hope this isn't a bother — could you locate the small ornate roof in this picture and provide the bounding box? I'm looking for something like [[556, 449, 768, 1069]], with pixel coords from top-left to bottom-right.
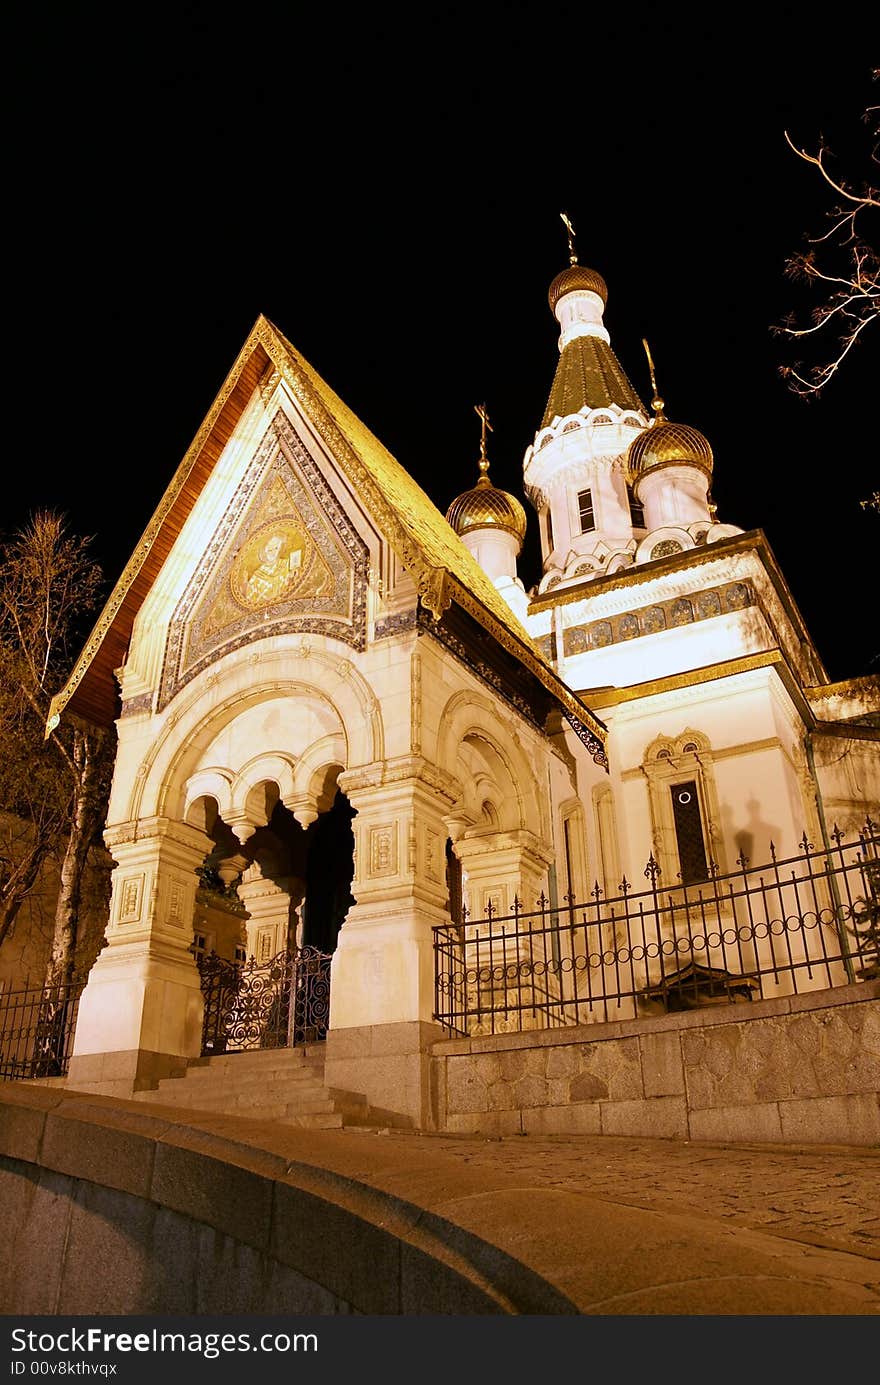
[[446, 470, 527, 546], [542, 335, 644, 426], [628, 418, 714, 481], [628, 341, 714, 482], [548, 263, 608, 314]]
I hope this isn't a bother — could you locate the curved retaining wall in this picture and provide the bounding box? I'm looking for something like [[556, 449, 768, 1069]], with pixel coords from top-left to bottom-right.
[[0, 1085, 573, 1315]]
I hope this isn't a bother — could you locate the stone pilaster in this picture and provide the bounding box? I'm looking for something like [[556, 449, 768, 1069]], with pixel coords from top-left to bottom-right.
[[68, 817, 212, 1095], [324, 758, 455, 1127], [330, 758, 458, 1029]]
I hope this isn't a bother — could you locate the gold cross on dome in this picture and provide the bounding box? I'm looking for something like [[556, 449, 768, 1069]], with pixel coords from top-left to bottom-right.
[[560, 211, 577, 265], [474, 403, 493, 476], [642, 339, 667, 420]]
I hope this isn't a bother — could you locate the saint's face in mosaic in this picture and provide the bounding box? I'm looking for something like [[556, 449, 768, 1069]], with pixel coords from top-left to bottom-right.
[[230, 520, 308, 609]]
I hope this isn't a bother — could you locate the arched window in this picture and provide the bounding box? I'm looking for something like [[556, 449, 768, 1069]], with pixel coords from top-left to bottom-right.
[[642, 730, 725, 883]]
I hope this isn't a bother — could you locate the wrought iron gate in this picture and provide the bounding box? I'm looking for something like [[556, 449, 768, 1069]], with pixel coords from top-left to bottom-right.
[[196, 946, 331, 1055]]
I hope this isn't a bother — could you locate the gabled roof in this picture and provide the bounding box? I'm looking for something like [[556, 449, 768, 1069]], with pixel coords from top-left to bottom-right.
[[542, 335, 643, 426], [48, 315, 606, 753]]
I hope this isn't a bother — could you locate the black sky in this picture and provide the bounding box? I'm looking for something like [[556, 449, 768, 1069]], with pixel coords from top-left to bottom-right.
[[6, 5, 878, 681]]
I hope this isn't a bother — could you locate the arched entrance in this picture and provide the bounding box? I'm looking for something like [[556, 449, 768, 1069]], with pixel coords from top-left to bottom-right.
[[193, 781, 356, 1054]]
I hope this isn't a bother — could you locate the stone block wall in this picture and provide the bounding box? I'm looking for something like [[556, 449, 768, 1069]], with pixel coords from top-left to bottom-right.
[[430, 982, 880, 1145]]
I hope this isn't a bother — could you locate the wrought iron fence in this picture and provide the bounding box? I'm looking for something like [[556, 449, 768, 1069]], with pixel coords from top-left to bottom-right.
[[0, 977, 86, 1080], [434, 820, 880, 1037], [197, 945, 332, 1055]]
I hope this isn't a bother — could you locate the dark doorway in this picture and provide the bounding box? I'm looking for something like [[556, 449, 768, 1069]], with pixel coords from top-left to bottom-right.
[[301, 791, 356, 953]]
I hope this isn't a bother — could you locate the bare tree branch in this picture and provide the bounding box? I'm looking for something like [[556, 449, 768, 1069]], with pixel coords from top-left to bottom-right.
[[0, 513, 111, 959], [775, 73, 879, 400]]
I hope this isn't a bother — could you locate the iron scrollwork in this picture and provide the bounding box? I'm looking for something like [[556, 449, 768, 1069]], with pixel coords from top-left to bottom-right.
[[197, 946, 331, 1055]]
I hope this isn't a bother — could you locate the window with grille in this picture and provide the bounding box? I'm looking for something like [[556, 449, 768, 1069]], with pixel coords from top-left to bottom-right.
[[545, 506, 554, 552], [670, 781, 709, 883], [578, 489, 595, 533], [628, 485, 645, 529]]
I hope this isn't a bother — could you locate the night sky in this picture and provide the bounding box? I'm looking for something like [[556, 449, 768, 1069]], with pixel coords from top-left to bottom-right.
[[7, 6, 878, 683]]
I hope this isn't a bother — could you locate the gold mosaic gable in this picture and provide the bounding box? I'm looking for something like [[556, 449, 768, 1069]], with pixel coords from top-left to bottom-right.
[[159, 411, 368, 709]]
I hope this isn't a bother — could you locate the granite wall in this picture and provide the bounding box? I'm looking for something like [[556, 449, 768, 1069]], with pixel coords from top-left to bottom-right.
[[430, 982, 880, 1145]]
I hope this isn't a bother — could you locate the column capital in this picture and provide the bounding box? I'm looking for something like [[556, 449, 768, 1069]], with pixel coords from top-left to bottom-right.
[[338, 756, 461, 807], [103, 816, 212, 865]]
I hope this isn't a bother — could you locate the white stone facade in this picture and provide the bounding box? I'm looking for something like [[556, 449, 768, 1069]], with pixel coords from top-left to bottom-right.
[[59, 274, 878, 1124]]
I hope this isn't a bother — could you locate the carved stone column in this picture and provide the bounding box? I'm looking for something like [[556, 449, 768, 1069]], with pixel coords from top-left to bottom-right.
[[68, 817, 212, 1095]]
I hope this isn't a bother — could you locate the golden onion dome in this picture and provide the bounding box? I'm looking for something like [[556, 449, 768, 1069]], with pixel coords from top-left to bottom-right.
[[446, 470, 528, 548], [628, 419, 714, 482], [548, 263, 608, 314]]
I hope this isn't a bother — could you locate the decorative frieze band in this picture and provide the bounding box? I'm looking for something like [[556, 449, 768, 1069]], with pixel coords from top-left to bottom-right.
[[562, 580, 754, 658]]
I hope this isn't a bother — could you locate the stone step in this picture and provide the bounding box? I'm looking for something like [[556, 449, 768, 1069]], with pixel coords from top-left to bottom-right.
[[142, 1080, 339, 1113], [277, 1111, 344, 1130], [132, 1044, 387, 1131], [154, 1069, 324, 1096], [190, 1051, 324, 1074]]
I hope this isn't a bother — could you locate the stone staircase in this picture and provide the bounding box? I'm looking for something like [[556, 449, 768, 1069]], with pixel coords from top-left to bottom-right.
[[134, 1046, 393, 1130]]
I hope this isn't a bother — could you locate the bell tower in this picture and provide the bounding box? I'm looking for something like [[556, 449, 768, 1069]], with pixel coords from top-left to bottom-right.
[[523, 214, 648, 594]]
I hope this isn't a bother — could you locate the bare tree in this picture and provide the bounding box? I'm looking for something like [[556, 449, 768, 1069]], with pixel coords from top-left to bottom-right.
[[776, 74, 878, 397], [0, 513, 113, 991]]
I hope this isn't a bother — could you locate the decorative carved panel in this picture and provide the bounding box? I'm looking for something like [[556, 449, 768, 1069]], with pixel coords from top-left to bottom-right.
[[159, 411, 369, 709], [118, 875, 143, 924], [369, 824, 398, 877]]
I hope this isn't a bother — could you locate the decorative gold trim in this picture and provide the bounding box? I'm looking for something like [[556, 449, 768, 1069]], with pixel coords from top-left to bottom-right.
[[529, 531, 766, 611], [584, 650, 786, 707], [584, 648, 827, 735], [807, 674, 880, 701], [445, 576, 606, 744]]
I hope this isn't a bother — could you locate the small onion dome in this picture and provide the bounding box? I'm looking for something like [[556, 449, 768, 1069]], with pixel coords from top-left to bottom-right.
[[628, 419, 714, 482], [548, 263, 608, 314], [446, 472, 528, 548]]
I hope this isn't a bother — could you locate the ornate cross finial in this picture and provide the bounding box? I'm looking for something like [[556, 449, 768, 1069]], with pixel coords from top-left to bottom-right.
[[560, 211, 577, 265], [474, 402, 493, 479], [642, 338, 667, 421]]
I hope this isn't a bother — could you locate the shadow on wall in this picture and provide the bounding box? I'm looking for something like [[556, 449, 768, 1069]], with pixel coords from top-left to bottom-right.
[[721, 798, 782, 867]]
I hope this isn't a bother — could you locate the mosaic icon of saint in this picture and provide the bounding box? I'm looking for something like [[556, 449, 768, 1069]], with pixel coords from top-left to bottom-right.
[[243, 530, 304, 607]]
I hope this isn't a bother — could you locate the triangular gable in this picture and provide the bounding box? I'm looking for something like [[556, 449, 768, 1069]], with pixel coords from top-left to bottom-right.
[[48, 315, 607, 756], [158, 408, 370, 710]]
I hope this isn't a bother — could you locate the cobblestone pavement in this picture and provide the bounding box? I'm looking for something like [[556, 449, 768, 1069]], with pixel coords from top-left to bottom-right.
[[371, 1130, 880, 1262]]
